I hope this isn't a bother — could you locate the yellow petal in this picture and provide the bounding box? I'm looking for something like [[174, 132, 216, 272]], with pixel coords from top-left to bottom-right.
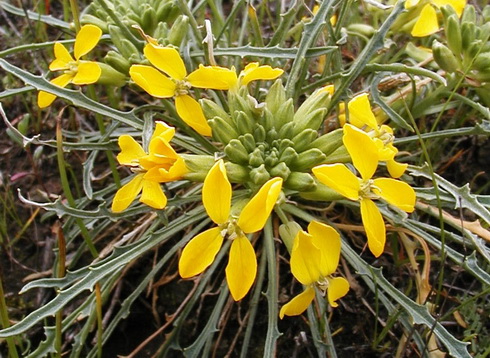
[[72, 61, 101, 85], [140, 179, 167, 209], [347, 93, 378, 130], [143, 44, 186, 80], [386, 159, 408, 178], [308, 221, 341, 277], [74, 24, 102, 60], [129, 65, 176, 98], [111, 174, 144, 212], [175, 95, 212, 136], [237, 177, 283, 233], [327, 277, 349, 307], [147, 136, 179, 163], [240, 63, 284, 86], [37, 73, 73, 108], [411, 4, 439, 37], [187, 65, 238, 90], [225, 235, 257, 301], [343, 124, 379, 181], [372, 178, 416, 213], [158, 156, 188, 182], [360, 198, 386, 257], [152, 121, 175, 142], [49, 42, 73, 71], [179, 227, 224, 278], [116, 135, 146, 166], [279, 286, 315, 319], [432, 0, 466, 16], [290, 230, 322, 285], [312, 164, 360, 200], [203, 159, 231, 225]]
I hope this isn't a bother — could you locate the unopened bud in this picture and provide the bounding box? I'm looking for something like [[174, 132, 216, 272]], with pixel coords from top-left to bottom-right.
[[432, 40, 460, 73], [285, 171, 316, 191]]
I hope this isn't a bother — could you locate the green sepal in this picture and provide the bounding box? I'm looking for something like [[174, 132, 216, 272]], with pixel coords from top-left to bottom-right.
[[284, 171, 316, 191], [269, 162, 291, 180], [250, 164, 271, 185], [181, 154, 215, 182], [225, 162, 249, 183], [309, 128, 344, 156], [168, 15, 189, 47], [290, 148, 326, 171], [322, 145, 351, 164], [294, 88, 331, 122], [472, 52, 490, 72], [445, 15, 462, 56], [298, 181, 344, 201], [292, 108, 327, 135], [200, 98, 231, 123], [233, 111, 255, 135], [96, 62, 127, 87], [104, 50, 131, 74], [224, 139, 250, 165], [273, 98, 294, 130], [253, 125, 266, 143], [239, 134, 256, 153], [292, 129, 318, 152], [265, 79, 287, 116], [461, 22, 476, 51], [277, 121, 294, 139], [279, 221, 302, 253], [432, 40, 460, 73], [209, 117, 239, 144], [346, 23, 375, 37], [141, 5, 157, 34], [461, 4, 476, 24], [248, 148, 264, 167], [108, 25, 140, 59], [153, 22, 169, 45], [81, 14, 109, 32]]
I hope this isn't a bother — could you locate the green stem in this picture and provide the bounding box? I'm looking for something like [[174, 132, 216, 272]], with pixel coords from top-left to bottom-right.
[[263, 219, 281, 356], [55, 225, 66, 358], [56, 115, 99, 258], [0, 270, 19, 358], [68, 0, 81, 32]]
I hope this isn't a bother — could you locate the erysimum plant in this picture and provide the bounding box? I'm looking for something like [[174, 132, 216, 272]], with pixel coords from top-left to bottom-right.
[[0, 1, 488, 357]]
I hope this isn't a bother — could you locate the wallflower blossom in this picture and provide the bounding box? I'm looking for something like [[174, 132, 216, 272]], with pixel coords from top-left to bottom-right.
[[406, 0, 466, 37], [179, 159, 283, 301], [339, 93, 408, 178], [129, 43, 236, 136], [312, 124, 416, 257], [280, 221, 349, 318], [38, 24, 102, 108], [228, 62, 284, 91], [112, 121, 187, 212]]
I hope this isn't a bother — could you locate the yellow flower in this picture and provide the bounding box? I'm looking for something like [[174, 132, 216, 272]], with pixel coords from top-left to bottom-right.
[[312, 124, 416, 257], [129, 43, 236, 136], [232, 62, 284, 90], [407, 0, 466, 37], [112, 121, 187, 212], [38, 25, 102, 108], [279, 221, 349, 318], [179, 159, 283, 301], [340, 93, 408, 178]]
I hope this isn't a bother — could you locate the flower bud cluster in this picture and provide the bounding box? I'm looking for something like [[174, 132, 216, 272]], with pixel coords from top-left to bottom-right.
[[200, 81, 344, 192]]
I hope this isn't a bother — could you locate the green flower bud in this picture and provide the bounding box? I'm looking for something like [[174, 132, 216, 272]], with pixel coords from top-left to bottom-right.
[[277, 121, 294, 139], [292, 129, 318, 152], [269, 162, 291, 180], [285, 171, 316, 191], [290, 148, 326, 171], [279, 221, 302, 252], [405, 42, 433, 64], [108, 25, 141, 59], [249, 148, 265, 167], [273, 98, 294, 130], [483, 5, 490, 22], [265, 79, 287, 115], [446, 15, 462, 56], [81, 14, 109, 32], [225, 139, 250, 165], [299, 181, 344, 201], [253, 125, 266, 143], [440, 4, 458, 24], [168, 15, 189, 47], [229, 92, 254, 120], [294, 88, 331, 121], [153, 22, 169, 45], [473, 52, 490, 72], [278, 139, 294, 153], [323, 145, 350, 164], [266, 128, 278, 142], [225, 162, 249, 183], [233, 111, 255, 135], [432, 40, 460, 73], [264, 149, 279, 167], [181, 154, 215, 182], [309, 128, 344, 156], [209, 117, 239, 144], [104, 50, 131, 74], [461, 22, 476, 51], [292, 108, 327, 135], [141, 5, 157, 33], [278, 147, 298, 166], [239, 134, 256, 153], [200, 99, 231, 123], [96, 62, 127, 87], [156, 0, 174, 22], [347, 23, 375, 37], [461, 5, 476, 24], [250, 164, 271, 185]]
